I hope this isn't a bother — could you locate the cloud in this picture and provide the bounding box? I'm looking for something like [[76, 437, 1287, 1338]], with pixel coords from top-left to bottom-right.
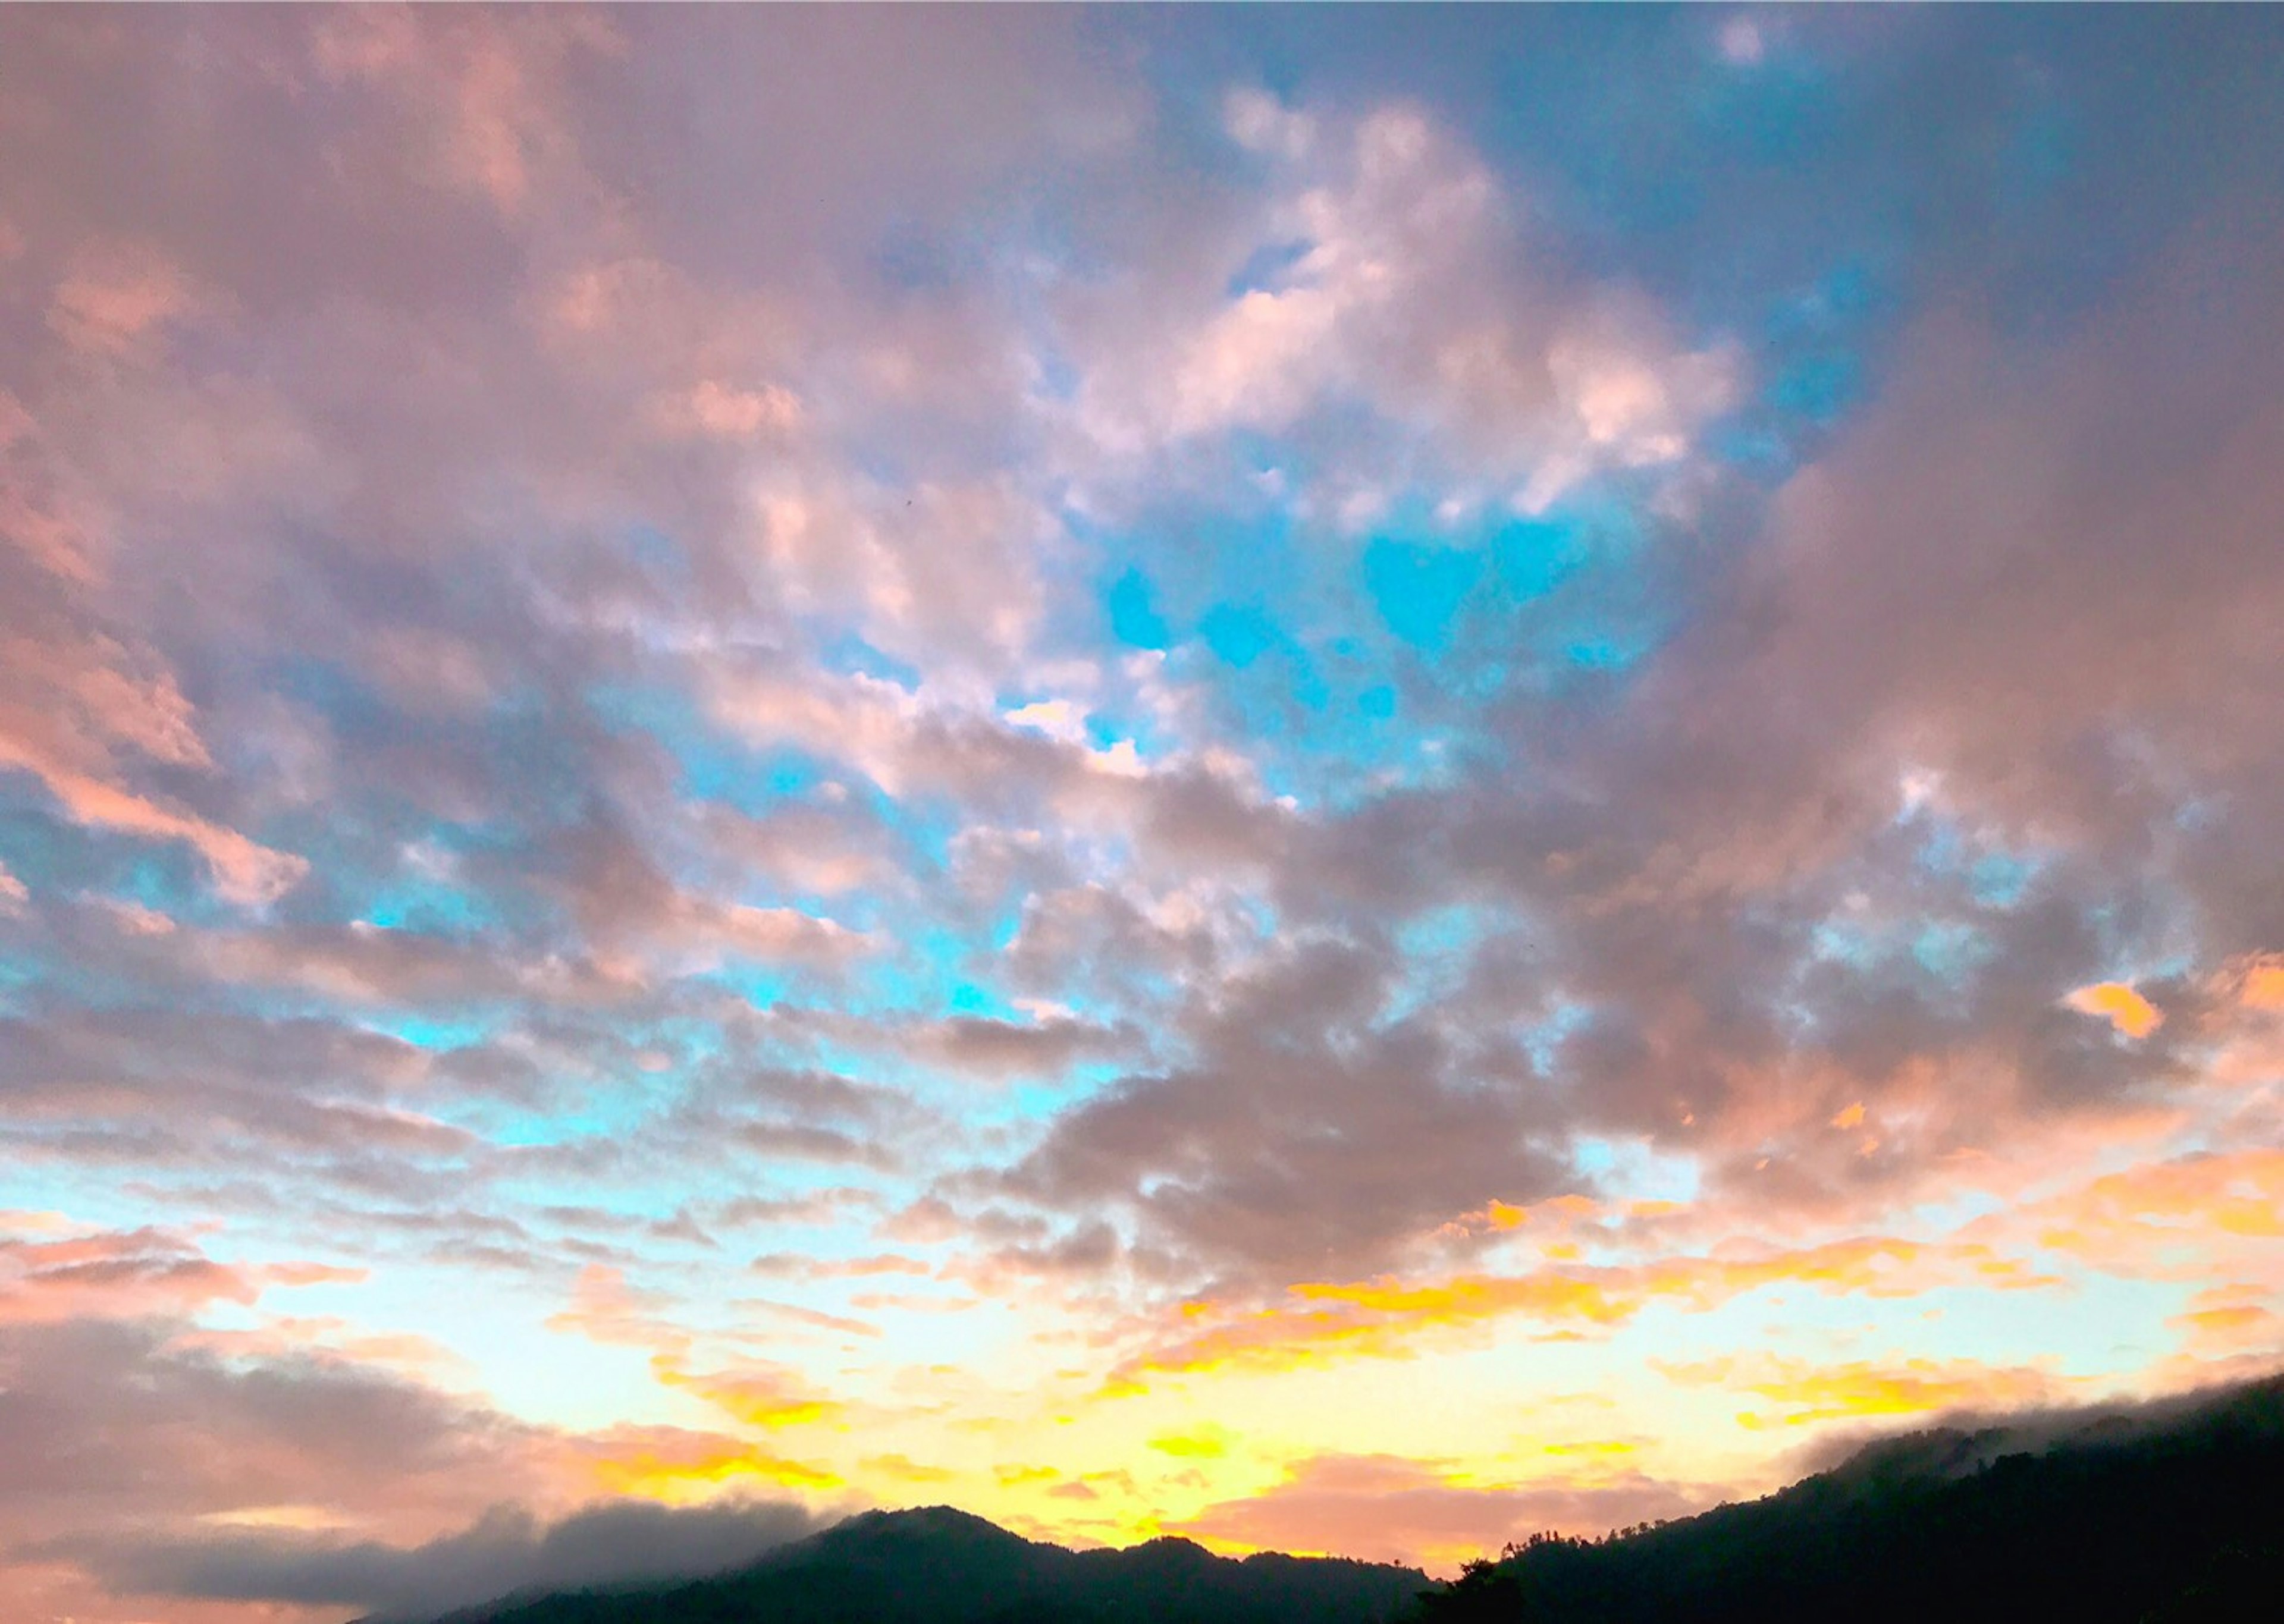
[[0, 1223, 263, 1325], [0, 1317, 542, 1546], [2066, 981, 2164, 1040], [1069, 99, 1738, 511], [1006, 934, 1573, 1286], [0, 1227, 836, 1619], [47, 239, 197, 354], [2022, 1147, 2284, 1274]]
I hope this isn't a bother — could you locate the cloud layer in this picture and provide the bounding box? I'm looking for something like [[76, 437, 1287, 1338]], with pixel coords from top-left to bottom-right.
[[2, 7, 2282, 1618]]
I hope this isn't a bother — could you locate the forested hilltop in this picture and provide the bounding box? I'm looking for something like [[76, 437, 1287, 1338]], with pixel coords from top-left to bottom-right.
[[1422, 1373, 2284, 1623], [380, 1374, 2283, 1624]]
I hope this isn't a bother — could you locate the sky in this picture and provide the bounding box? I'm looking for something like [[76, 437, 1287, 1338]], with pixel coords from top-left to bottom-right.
[[3, 5, 2283, 1620]]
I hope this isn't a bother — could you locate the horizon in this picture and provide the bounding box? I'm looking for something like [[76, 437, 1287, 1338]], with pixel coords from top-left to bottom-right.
[[4, 7, 2283, 1623]]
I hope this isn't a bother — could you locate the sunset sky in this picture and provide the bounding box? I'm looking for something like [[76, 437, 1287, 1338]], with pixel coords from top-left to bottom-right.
[[5, 7, 2284, 1621]]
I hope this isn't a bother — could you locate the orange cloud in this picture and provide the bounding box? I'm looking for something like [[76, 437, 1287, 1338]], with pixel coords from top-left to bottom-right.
[[2031, 1148, 2284, 1271], [1436, 1198, 1533, 1239], [2226, 954, 2284, 1012], [2065, 981, 2163, 1039]]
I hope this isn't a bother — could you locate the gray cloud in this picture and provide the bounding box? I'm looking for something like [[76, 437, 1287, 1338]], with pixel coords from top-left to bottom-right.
[[1007, 935, 1570, 1287]]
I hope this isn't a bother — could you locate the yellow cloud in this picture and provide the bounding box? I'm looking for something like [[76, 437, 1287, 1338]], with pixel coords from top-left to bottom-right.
[[1149, 1426, 1235, 1459], [594, 1446, 842, 1499]]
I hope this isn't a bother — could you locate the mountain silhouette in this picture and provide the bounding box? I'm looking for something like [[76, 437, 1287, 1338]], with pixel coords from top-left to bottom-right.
[[377, 1373, 2283, 1624], [376, 1502, 1425, 1624]]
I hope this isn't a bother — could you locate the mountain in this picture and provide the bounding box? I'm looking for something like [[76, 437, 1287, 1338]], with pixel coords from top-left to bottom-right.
[[381, 1503, 1426, 1624], [380, 1374, 2284, 1624], [1430, 1372, 2284, 1623]]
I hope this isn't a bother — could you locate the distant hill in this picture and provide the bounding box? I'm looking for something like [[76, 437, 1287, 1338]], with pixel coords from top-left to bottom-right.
[[380, 1503, 1426, 1624], [1426, 1372, 2284, 1623]]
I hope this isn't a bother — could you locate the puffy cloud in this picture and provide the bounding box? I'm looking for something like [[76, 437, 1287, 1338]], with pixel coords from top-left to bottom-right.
[[2022, 1147, 2284, 1273], [0, 1316, 545, 1561], [1007, 934, 1573, 1286], [1069, 99, 1738, 511]]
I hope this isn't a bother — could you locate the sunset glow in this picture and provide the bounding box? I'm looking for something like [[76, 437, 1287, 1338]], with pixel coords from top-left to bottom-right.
[[3, 8, 2282, 1622]]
